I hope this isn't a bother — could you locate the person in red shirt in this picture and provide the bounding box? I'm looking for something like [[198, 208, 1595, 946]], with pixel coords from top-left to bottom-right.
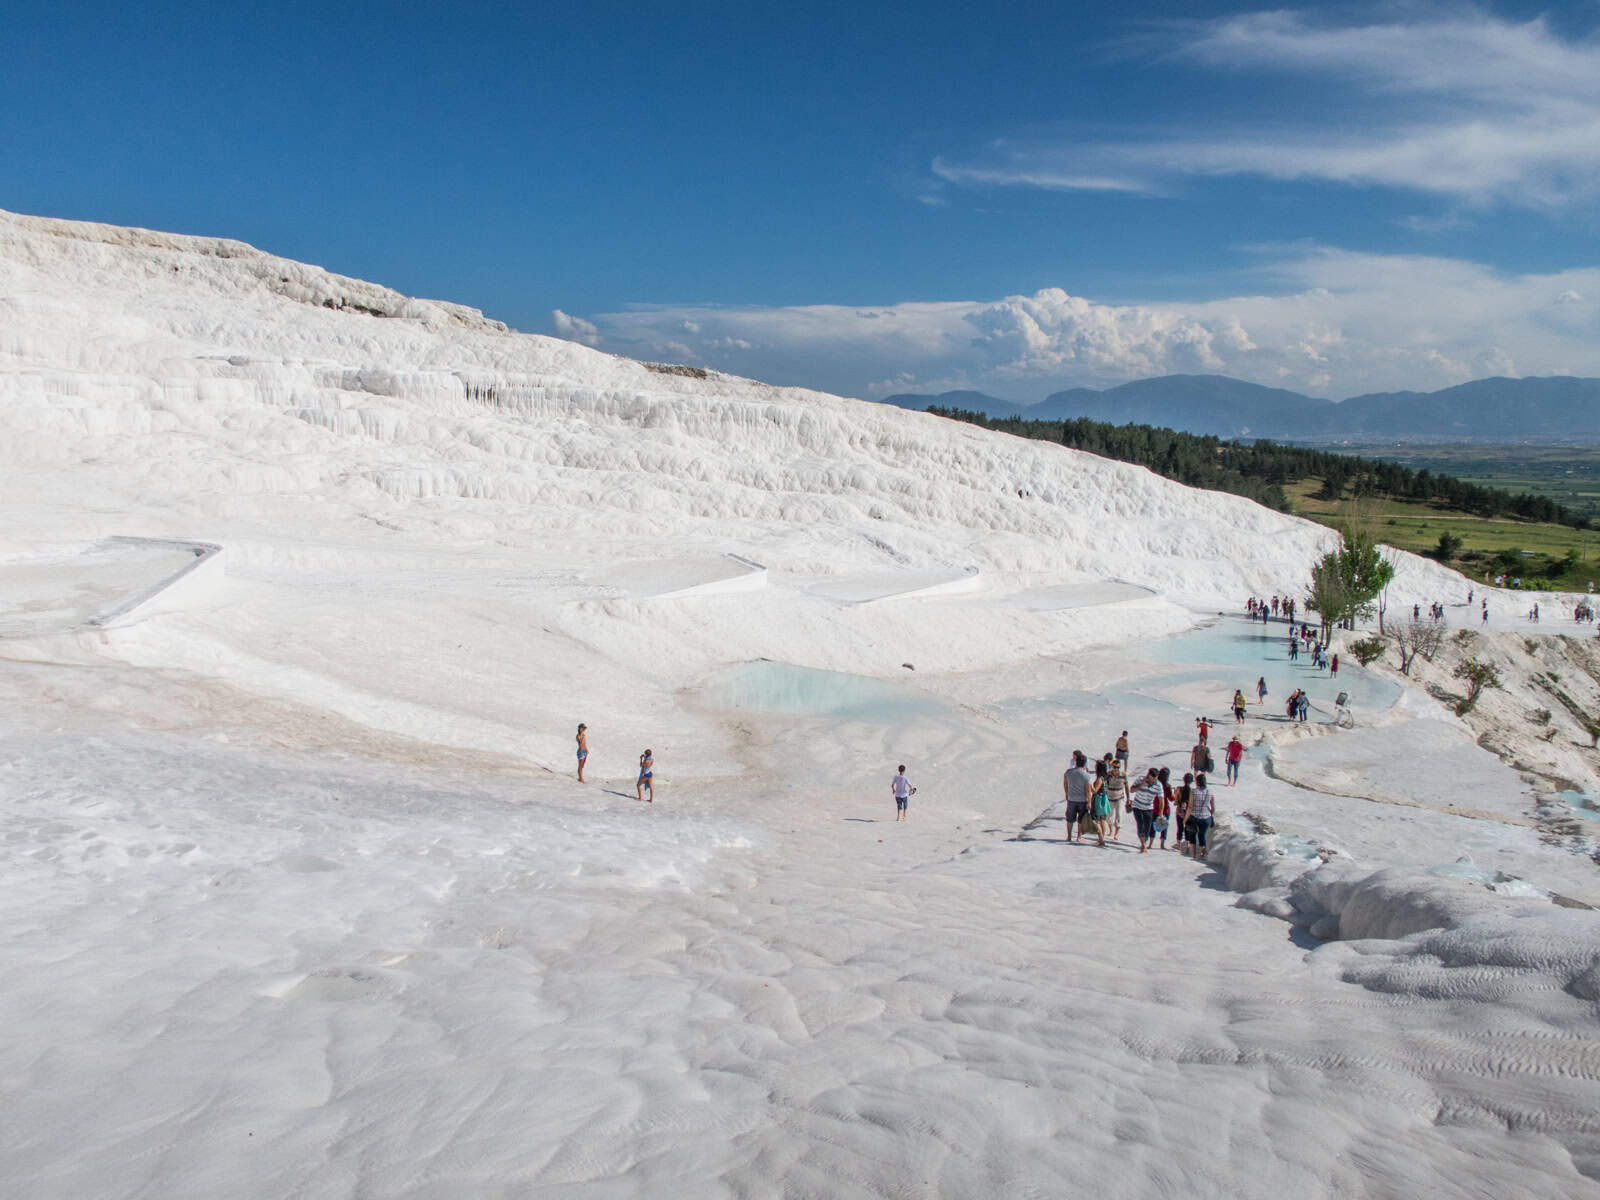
[[1225, 734, 1245, 786]]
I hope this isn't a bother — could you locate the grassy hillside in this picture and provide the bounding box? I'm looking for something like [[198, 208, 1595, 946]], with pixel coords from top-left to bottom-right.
[[1327, 443, 1600, 522], [1288, 480, 1600, 594]]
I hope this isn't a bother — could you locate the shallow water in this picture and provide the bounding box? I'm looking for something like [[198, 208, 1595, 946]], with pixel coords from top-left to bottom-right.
[[694, 660, 946, 721], [1135, 617, 1402, 717], [1558, 789, 1600, 822]]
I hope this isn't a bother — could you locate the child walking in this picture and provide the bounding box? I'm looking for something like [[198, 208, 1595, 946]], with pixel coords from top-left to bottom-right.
[[891, 765, 916, 821]]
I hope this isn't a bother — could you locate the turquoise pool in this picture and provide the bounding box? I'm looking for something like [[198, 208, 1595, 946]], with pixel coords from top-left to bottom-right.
[[695, 661, 946, 721]]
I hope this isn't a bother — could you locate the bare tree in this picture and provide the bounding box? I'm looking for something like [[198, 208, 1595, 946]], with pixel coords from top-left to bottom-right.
[[1388, 620, 1445, 676]]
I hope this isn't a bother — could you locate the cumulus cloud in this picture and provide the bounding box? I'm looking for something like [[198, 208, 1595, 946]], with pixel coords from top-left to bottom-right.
[[937, 12, 1600, 207], [550, 309, 601, 347], [559, 248, 1600, 400]]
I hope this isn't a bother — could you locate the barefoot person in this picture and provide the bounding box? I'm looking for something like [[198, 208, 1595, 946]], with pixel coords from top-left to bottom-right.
[[575, 723, 589, 782], [1105, 760, 1129, 841], [1130, 767, 1160, 853], [1175, 773, 1194, 855], [1187, 773, 1216, 859], [1063, 751, 1092, 842], [636, 749, 654, 802], [1088, 761, 1111, 847], [1155, 766, 1174, 850], [1225, 734, 1244, 786], [891, 764, 915, 821]]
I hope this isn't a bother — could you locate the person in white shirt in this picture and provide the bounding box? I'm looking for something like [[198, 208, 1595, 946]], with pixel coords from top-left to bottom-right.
[[1129, 767, 1161, 853], [891, 766, 915, 822]]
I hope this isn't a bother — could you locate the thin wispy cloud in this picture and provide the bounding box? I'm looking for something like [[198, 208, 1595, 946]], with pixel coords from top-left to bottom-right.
[[938, 11, 1600, 207], [553, 248, 1600, 400], [930, 158, 1148, 194]]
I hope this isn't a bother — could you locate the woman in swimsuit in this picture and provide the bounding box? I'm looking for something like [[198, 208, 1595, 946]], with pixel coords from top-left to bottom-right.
[[576, 723, 588, 782], [637, 749, 654, 802]]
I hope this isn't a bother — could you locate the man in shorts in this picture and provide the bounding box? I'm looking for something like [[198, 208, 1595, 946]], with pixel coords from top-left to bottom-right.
[[1114, 731, 1129, 774], [891, 765, 915, 821], [1062, 751, 1092, 842]]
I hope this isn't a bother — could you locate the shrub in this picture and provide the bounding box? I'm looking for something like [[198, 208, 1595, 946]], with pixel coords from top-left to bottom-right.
[[1350, 636, 1387, 667], [1453, 659, 1502, 715]]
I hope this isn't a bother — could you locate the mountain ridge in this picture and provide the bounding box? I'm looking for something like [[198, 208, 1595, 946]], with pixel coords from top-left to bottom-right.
[[885, 374, 1600, 442]]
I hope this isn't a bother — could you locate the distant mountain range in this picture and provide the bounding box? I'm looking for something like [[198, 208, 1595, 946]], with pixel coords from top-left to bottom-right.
[[882, 375, 1600, 442]]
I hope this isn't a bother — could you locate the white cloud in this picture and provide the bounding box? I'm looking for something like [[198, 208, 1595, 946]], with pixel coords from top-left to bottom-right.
[[931, 158, 1149, 194], [550, 309, 601, 347], [558, 248, 1600, 400], [938, 12, 1600, 207]]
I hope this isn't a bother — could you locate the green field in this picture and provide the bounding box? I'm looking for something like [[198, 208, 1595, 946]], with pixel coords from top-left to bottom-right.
[[1327, 443, 1600, 522], [1287, 479, 1600, 594]]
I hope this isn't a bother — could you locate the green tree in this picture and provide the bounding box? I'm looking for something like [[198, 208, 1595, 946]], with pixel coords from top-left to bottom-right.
[[1452, 659, 1502, 715], [1305, 527, 1396, 635], [1305, 550, 1349, 639], [1434, 532, 1463, 561]]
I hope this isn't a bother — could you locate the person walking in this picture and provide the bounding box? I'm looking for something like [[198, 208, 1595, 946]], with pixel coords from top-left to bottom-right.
[[1175, 773, 1194, 855], [1130, 767, 1161, 853], [1088, 760, 1111, 847], [891, 764, 915, 821], [576, 723, 589, 782], [1232, 689, 1247, 723], [1256, 676, 1267, 705], [1187, 773, 1216, 860], [1062, 751, 1092, 843], [636, 749, 655, 802], [1225, 734, 1244, 786], [1154, 766, 1174, 849], [1330, 653, 1339, 678], [1114, 731, 1130, 774], [1105, 761, 1129, 842], [1195, 716, 1210, 744]]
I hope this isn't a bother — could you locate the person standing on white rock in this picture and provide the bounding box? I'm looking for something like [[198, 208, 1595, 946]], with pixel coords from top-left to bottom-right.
[[891, 765, 915, 821], [1062, 752, 1092, 842], [636, 749, 654, 802], [1187, 773, 1216, 859], [1104, 760, 1128, 841], [1130, 767, 1160, 853]]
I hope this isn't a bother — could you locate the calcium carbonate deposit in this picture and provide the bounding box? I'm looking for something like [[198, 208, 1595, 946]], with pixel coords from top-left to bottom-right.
[[2, 208, 1598, 1199]]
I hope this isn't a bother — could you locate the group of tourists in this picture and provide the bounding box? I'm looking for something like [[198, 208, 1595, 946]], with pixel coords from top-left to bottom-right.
[[1415, 602, 1446, 622], [1061, 729, 1222, 857], [1245, 595, 1297, 622]]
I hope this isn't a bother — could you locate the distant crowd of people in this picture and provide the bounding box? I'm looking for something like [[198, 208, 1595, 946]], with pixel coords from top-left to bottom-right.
[[1245, 595, 1297, 624]]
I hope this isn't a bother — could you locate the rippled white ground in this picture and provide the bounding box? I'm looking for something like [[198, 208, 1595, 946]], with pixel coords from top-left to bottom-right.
[[3, 626, 1598, 1199]]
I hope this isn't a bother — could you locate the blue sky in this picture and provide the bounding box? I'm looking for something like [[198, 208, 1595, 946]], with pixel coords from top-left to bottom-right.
[[5, 1, 1600, 402]]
